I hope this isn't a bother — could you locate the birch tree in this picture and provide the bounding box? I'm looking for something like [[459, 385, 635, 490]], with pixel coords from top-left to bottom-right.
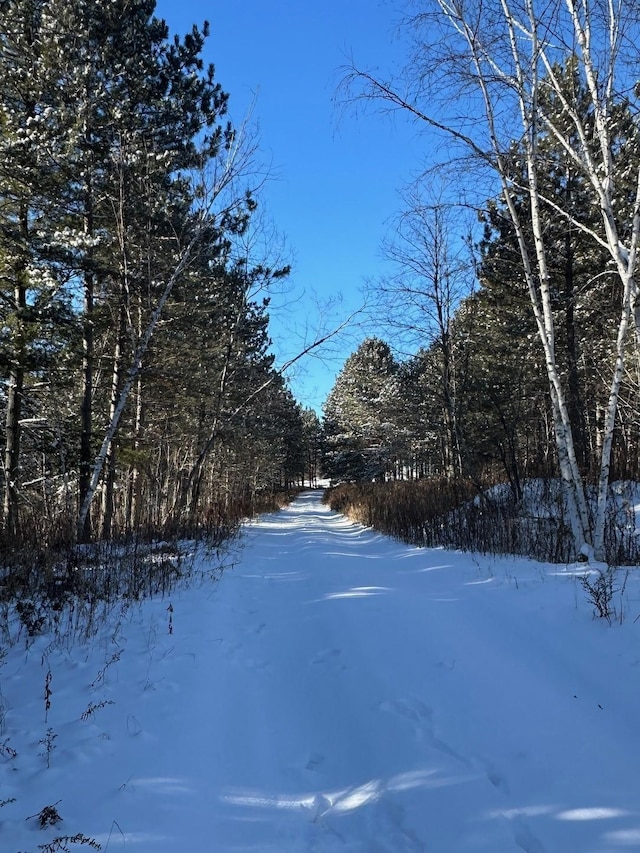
[[68, 5, 254, 540], [346, 0, 640, 561]]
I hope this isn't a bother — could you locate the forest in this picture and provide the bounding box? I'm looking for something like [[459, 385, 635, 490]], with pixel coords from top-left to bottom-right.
[[2, 0, 640, 574], [2, 3, 640, 848], [0, 0, 324, 571], [324, 0, 640, 567]]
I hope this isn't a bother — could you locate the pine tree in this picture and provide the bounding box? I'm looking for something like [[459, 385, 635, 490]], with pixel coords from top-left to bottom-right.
[[324, 338, 400, 482], [300, 408, 323, 486], [0, 0, 278, 542], [0, 0, 79, 536]]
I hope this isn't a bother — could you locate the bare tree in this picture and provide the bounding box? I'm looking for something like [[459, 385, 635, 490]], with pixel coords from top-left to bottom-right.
[[344, 0, 640, 561], [375, 186, 474, 475]]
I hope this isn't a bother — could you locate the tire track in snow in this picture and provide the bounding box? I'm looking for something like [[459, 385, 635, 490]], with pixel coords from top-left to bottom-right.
[[208, 492, 509, 851], [116, 489, 638, 853]]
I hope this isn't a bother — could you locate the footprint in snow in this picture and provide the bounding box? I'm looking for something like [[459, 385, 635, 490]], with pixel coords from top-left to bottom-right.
[[486, 765, 510, 794], [470, 754, 510, 794], [305, 751, 326, 772], [310, 648, 346, 672], [379, 697, 436, 742], [308, 793, 331, 822], [513, 818, 547, 853], [380, 698, 469, 766], [381, 697, 433, 724]]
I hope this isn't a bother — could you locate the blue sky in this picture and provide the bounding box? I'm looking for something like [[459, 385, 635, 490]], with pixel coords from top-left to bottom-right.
[[154, 0, 423, 414]]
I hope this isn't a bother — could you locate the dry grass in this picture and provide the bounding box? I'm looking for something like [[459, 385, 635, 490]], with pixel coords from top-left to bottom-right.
[[323, 479, 578, 562], [0, 487, 301, 649]]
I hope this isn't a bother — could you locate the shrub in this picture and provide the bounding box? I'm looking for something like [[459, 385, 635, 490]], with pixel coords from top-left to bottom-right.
[[323, 477, 630, 564]]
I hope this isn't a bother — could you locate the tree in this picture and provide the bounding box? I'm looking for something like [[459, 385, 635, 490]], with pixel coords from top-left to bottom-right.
[[65, 4, 251, 540], [324, 338, 400, 482], [452, 278, 548, 495], [300, 408, 323, 486], [395, 349, 457, 478], [375, 188, 473, 476], [0, 0, 303, 545], [345, 0, 640, 561], [160, 257, 285, 526], [0, 0, 81, 536]]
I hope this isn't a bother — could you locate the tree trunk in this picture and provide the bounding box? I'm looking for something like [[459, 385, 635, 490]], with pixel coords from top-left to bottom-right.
[[76, 235, 200, 538], [3, 284, 25, 537], [79, 173, 95, 543], [101, 298, 125, 540], [563, 215, 587, 471], [2, 208, 28, 538], [125, 370, 145, 534]]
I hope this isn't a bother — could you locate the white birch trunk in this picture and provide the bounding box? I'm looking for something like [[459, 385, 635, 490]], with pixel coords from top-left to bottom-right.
[[434, 0, 640, 561], [76, 237, 199, 538], [562, 0, 640, 559], [446, 0, 594, 554], [349, 0, 640, 559]]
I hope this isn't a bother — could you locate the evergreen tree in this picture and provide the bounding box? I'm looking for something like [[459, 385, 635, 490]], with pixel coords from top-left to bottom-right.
[[474, 63, 640, 486], [0, 0, 294, 544], [0, 0, 79, 535], [300, 408, 323, 486], [323, 338, 400, 481]]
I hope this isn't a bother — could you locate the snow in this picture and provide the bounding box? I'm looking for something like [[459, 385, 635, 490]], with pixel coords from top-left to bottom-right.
[[2, 490, 640, 852]]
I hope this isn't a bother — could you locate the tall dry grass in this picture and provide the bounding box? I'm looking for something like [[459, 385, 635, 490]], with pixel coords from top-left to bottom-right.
[[322, 478, 639, 564], [0, 487, 301, 648]]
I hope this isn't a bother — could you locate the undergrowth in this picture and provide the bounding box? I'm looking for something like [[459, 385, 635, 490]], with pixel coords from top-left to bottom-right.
[[0, 486, 300, 849], [0, 488, 299, 650], [323, 478, 640, 565]]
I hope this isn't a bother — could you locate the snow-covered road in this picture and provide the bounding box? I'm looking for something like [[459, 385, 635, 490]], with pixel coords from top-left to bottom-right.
[[3, 490, 640, 851]]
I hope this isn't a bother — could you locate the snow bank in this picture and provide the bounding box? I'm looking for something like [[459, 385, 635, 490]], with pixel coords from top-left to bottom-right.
[[1, 491, 639, 851]]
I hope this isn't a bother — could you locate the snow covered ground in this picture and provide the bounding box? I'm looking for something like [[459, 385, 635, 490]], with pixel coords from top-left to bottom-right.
[[2, 489, 640, 852]]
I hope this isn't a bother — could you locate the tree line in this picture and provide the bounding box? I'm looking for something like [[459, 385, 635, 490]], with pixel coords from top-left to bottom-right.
[[324, 136, 640, 496], [0, 0, 323, 553], [332, 0, 640, 562]]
